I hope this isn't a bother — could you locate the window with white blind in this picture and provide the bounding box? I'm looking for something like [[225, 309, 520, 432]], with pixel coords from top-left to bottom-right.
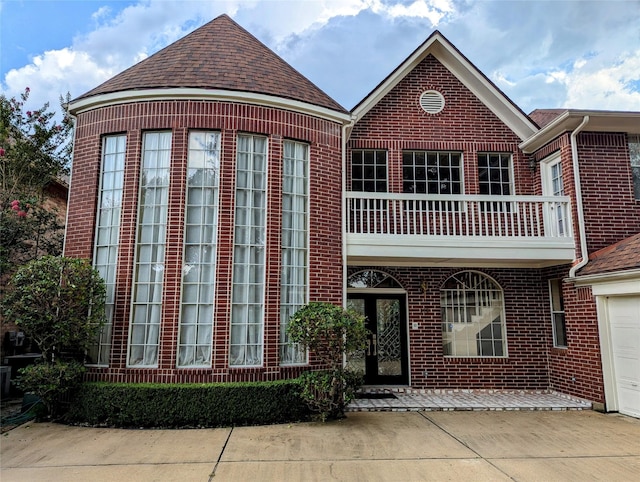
[[549, 279, 567, 348], [178, 131, 220, 367], [229, 134, 267, 367], [280, 140, 309, 365], [88, 134, 126, 366], [128, 131, 171, 367], [441, 271, 506, 357], [541, 153, 567, 237], [630, 134, 640, 200]]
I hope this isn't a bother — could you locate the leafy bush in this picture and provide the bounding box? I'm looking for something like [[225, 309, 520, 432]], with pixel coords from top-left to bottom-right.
[[65, 380, 310, 428], [287, 302, 367, 421], [2, 256, 106, 419], [2, 255, 106, 362], [14, 360, 85, 418], [297, 370, 363, 422]]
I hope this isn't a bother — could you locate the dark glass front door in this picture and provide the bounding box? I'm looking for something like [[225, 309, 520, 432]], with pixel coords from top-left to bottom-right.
[[347, 294, 408, 385]]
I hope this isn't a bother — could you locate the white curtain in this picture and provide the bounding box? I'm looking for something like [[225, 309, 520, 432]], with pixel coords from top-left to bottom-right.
[[178, 131, 219, 367], [89, 134, 126, 365], [230, 135, 266, 366], [280, 141, 308, 365], [128, 132, 171, 366]]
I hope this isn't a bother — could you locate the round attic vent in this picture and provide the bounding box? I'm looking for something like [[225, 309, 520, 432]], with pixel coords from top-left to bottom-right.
[[419, 90, 445, 114]]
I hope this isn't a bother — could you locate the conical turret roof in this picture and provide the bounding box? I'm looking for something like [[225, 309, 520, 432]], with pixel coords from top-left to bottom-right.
[[75, 14, 345, 112]]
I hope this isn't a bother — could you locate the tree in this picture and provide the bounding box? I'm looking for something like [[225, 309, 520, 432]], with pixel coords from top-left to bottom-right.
[[2, 256, 106, 417], [287, 302, 368, 421], [0, 87, 73, 276]]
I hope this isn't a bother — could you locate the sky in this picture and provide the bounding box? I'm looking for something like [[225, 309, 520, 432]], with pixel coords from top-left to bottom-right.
[[1, 0, 640, 119]]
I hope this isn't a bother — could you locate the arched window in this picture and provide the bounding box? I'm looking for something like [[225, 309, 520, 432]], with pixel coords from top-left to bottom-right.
[[348, 270, 402, 289], [440, 271, 506, 357]]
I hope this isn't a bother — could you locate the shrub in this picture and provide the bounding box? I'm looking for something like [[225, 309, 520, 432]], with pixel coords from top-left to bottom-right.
[[2, 255, 106, 362], [65, 380, 310, 428], [287, 302, 368, 421], [14, 360, 85, 418], [2, 256, 106, 419]]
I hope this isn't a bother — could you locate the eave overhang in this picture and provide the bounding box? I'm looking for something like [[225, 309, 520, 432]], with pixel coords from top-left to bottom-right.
[[350, 32, 538, 141], [520, 110, 640, 154], [68, 87, 352, 124]]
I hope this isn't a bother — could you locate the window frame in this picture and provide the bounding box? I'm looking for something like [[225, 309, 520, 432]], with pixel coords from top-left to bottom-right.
[[549, 278, 567, 348], [88, 134, 127, 367], [477, 152, 514, 196], [402, 150, 463, 195], [440, 270, 507, 358], [540, 152, 568, 237], [629, 134, 640, 201], [177, 131, 221, 368], [229, 133, 268, 367], [127, 131, 172, 368], [280, 140, 310, 365], [351, 149, 388, 192]]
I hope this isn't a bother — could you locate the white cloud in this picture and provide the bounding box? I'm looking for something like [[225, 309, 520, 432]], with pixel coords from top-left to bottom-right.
[[561, 50, 640, 110], [385, 0, 454, 25], [91, 6, 111, 22], [3, 48, 112, 111]]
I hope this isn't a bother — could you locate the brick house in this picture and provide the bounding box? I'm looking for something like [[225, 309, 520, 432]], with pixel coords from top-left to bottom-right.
[[65, 15, 640, 417]]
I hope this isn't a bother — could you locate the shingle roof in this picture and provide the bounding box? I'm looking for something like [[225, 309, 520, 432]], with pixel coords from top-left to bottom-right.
[[74, 14, 345, 112], [528, 109, 567, 128], [577, 233, 640, 277]]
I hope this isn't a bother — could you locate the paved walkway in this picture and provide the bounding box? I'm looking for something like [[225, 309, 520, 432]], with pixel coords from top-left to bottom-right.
[[2, 410, 639, 481], [349, 388, 592, 412]]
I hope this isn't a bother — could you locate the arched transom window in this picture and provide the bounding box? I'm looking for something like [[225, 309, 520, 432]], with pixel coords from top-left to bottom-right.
[[348, 270, 402, 289], [441, 271, 506, 357]]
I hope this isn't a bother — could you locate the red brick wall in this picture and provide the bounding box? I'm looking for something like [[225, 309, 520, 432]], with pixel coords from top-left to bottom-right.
[[65, 100, 343, 383], [540, 264, 604, 403], [532, 132, 640, 258], [577, 132, 640, 251], [349, 54, 534, 196], [348, 266, 552, 390]]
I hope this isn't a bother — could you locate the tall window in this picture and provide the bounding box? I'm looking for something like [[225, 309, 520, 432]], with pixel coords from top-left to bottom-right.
[[542, 153, 567, 237], [88, 134, 126, 366], [280, 140, 309, 365], [630, 134, 640, 200], [403, 151, 462, 194], [478, 153, 512, 195], [230, 134, 267, 366], [441, 271, 506, 357], [351, 150, 387, 192], [549, 279, 566, 348], [178, 132, 220, 367], [128, 131, 171, 367]]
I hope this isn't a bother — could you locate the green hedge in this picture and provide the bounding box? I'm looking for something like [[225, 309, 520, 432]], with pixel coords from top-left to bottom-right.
[[64, 379, 310, 428]]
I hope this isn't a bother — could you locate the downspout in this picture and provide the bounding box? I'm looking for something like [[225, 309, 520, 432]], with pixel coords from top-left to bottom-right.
[[568, 116, 590, 278], [341, 117, 356, 307], [61, 108, 78, 256]]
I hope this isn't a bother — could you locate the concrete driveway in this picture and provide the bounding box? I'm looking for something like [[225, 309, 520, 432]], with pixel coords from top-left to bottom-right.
[[1, 410, 639, 481]]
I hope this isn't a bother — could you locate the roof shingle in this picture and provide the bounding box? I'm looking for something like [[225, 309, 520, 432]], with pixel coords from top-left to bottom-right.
[[578, 233, 640, 277], [75, 14, 345, 112], [528, 109, 567, 128]]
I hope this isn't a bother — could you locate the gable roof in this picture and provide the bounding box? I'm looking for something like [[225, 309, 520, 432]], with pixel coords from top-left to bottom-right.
[[71, 14, 345, 115], [577, 233, 640, 277], [350, 31, 538, 141]]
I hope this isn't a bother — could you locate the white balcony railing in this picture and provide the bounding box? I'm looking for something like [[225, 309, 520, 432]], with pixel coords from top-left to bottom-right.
[[346, 193, 572, 239]]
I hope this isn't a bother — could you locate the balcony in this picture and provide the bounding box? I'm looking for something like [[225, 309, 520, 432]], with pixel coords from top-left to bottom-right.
[[345, 193, 575, 268]]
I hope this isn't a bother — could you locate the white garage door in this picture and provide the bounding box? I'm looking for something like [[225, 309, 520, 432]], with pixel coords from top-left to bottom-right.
[[608, 296, 640, 418]]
